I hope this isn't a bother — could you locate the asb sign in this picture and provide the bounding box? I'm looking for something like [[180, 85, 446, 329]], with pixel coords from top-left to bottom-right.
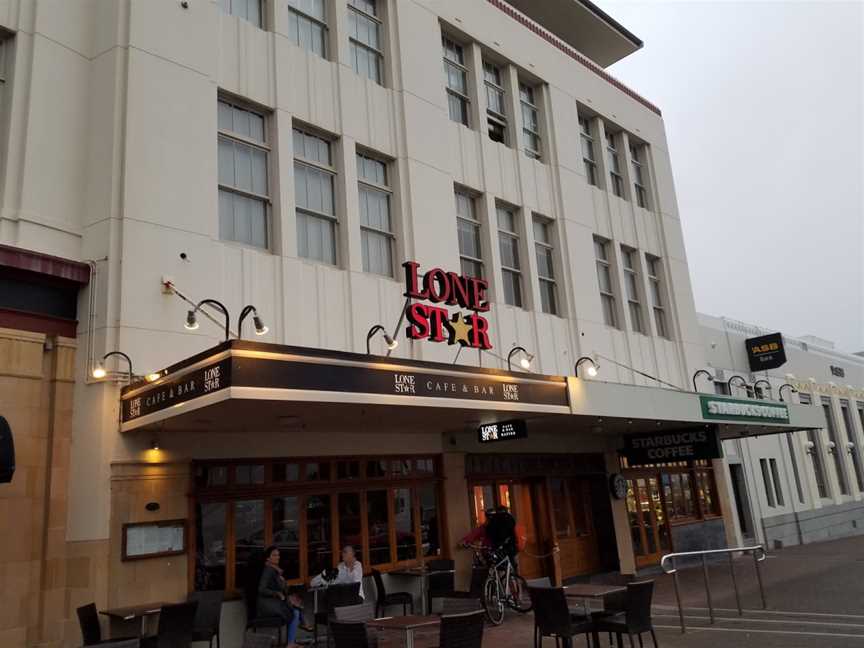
[[403, 261, 492, 350], [745, 332, 787, 372]]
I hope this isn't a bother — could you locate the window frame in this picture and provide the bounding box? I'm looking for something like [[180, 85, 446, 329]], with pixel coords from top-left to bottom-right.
[[579, 116, 597, 186], [218, 96, 272, 250], [219, 0, 265, 28], [621, 460, 722, 525], [348, 0, 384, 85], [483, 61, 508, 144], [519, 82, 542, 160], [356, 150, 395, 277], [645, 254, 670, 339], [605, 131, 624, 198], [822, 397, 850, 495], [496, 204, 523, 308], [839, 400, 864, 492], [620, 246, 645, 335], [630, 143, 650, 209], [594, 236, 618, 329], [286, 0, 328, 57], [293, 125, 339, 265], [455, 189, 483, 279], [442, 35, 470, 127], [533, 215, 558, 316]]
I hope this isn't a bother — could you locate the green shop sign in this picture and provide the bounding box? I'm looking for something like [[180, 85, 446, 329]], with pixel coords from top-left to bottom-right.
[[700, 395, 789, 424]]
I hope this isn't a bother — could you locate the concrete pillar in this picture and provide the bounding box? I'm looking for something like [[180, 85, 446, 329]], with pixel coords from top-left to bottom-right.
[[604, 445, 635, 575], [441, 452, 473, 589]]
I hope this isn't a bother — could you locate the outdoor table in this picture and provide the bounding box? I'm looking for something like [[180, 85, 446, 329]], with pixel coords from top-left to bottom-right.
[[388, 567, 456, 615], [99, 601, 169, 638], [367, 614, 441, 648], [563, 584, 627, 647]]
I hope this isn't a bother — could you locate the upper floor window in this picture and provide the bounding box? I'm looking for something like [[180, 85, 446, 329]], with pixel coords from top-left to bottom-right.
[[645, 254, 669, 339], [497, 206, 522, 307], [218, 98, 270, 249], [456, 190, 482, 278], [621, 247, 644, 334], [822, 397, 850, 495], [519, 83, 541, 160], [443, 37, 469, 126], [294, 127, 337, 264], [219, 0, 263, 27], [533, 216, 558, 315], [630, 144, 649, 209], [357, 152, 394, 276], [593, 237, 618, 328], [484, 62, 507, 144], [605, 131, 624, 198], [348, 0, 383, 85], [579, 116, 597, 186], [287, 0, 327, 58]]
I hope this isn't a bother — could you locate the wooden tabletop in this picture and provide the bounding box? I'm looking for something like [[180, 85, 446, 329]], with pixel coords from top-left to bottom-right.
[[366, 615, 442, 630], [99, 601, 169, 620], [563, 584, 626, 598]]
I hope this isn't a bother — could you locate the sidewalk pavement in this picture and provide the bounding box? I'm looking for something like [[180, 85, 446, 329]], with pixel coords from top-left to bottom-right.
[[482, 534, 864, 648]]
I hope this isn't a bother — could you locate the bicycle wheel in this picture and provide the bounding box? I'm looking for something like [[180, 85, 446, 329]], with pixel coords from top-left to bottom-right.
[[507, 574, 533, 613], [483, 574, 505, 625]]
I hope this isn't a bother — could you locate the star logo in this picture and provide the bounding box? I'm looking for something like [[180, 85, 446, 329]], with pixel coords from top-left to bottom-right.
[[445, 312, 473, 346]]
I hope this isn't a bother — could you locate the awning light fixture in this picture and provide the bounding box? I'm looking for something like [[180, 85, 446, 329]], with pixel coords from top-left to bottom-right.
[[238, 305, 269, 338], [507, 346, 533, 372], [367, 324, 398, 354], [92, 351, 134, 383], [575, 356, 599, 378], [727, 375, 749, 395], [692, 369, 714, 392], [184, 310, 200, 331], [778, 383, 798, 402], [185, 299, 230, 341]]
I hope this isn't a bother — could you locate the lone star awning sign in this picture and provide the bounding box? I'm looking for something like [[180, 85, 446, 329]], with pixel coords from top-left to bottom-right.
[[403, 261, 493, 350]]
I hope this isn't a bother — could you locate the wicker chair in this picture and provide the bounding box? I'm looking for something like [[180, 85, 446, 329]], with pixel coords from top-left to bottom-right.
[[528, 586, 593, 648], [439, 610, 485, 648], [593, 580, 658, 648]]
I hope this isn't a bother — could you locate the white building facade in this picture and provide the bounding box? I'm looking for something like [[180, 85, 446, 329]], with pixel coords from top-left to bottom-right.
[[699, 314, 864, 549]]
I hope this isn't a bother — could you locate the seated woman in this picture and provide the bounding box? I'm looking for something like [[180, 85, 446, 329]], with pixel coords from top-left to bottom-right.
[[257, 545, 308, 647], [310, 545, 365, 599]]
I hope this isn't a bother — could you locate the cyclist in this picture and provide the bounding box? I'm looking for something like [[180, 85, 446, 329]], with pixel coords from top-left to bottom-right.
[[485, 506, 519, 571]]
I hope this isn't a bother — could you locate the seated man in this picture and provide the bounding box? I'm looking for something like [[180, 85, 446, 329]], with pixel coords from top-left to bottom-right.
[[311, 545, 365, 599]]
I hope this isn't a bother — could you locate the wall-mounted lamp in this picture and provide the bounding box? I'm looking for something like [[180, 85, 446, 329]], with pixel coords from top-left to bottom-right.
[[778, 383, 798, 402], [366, 325, 398, 355], [150, 439, 160, 451], [826, 440, 837, 454], [804, 440, 816, 455], [92, 351, 134, 383], [753, 379, 772, 399], [692, 369, 714, 392], [727, 375, 749, 395], [238, 305, 268, 338], [507, 346, 533, 372], [575, 356, 599, 378], [185, 299, 230, 341], [846, 441, 856, 454]]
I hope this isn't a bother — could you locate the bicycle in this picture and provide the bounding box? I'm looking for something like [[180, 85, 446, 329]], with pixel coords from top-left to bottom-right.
[[471, 544, 532, 625]]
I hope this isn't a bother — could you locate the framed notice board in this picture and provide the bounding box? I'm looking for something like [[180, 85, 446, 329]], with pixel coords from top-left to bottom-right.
[[122, 519, 187, 561]]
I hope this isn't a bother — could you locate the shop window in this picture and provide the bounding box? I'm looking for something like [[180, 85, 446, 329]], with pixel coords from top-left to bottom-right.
[[195, 465, 228, 489], [367, 489, 390, 565], [194, 502, 226, 591], [236, 464, 265, 485], [273, 462, 300, 482], [419, 484, 441, 557], [306, 461, 331, 481], [416, 458, 435, 474], [472, 485, 495, 525], [394, 488, 417, 561], [336, 460, 360, 480], [273, 496, 300, 580], [497, 484, 513, 511], [306, 494, 332, 577], [549, 478, 571, 537], [234, 499, 264, 590], [662, 472, 696, 521], [367, 459, 388, 478], [695, 469, 721, 516], [391, 459, 411, 477], [338, 492, 363, 557]]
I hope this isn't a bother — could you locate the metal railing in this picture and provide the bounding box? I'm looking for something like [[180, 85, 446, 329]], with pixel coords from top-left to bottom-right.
[[660, 545, 767, 633]]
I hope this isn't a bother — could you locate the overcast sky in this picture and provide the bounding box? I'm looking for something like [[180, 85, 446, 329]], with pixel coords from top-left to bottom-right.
[[593, 0, 864, 353]]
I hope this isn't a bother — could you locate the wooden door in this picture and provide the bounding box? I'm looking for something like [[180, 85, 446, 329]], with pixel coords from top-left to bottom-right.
[[513, 482, 544, 579], [626, 476, 672, 567]]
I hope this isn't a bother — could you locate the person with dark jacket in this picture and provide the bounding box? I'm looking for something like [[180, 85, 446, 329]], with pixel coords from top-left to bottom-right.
[[257, 545, 304, 647]]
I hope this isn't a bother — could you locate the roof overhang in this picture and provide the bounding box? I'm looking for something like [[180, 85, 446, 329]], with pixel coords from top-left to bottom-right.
[[503, 0, 643, 67]]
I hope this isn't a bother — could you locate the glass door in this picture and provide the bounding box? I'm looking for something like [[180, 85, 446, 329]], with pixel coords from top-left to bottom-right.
[[626, 476, 671, 567]]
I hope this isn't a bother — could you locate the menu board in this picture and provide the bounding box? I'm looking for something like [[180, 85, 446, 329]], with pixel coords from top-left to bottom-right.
[[122, 520, 186, 561]]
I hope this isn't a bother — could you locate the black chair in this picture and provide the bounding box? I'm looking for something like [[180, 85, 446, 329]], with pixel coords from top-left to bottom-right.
[[77, 603, 137, 647], [593, 581, 658, 648], [242, 568, 287, 644], [528, 586, 593, 648], [91, 641, 140, 648], [141, 601, 198, 648], [313, 582, 362, 647], [188, 590, 223, 648], [426, 559, 456, 612], [329, 621, 370, 648], [332, 601, 376, 622], [439, 610, 485, 648], [439, 597, 482, 614], [372, 569, 414, 616]]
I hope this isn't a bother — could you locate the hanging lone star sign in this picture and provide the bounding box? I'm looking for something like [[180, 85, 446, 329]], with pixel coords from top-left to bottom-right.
[[446, 313, 473, 346]]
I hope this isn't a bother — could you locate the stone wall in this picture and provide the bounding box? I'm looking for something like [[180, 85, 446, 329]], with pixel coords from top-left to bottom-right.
[[763, 501, 864, 549]]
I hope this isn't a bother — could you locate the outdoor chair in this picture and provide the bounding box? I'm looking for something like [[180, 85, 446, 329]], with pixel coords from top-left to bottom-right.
[[439, 597, 483, 614], [77, 603, 137, 647], [188, 590, 223, 648], [372, 568, 414, 616], [313, 582, 362, 647], [439, 610, 485, 648], [141, 601, 197, 648], [329, 621, 370, 648], [593, 580, 658, 648], [240, 633, 274, 648], [426, 559, 456, 612], [528, 586, 593, 648], [242, 573, 287, 645]]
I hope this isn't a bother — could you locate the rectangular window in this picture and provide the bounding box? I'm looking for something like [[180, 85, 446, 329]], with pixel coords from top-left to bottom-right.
[[769, 458, 785, 506], [579, 116, 597, 186], [605, 131, 624, 198], [218, 98, 270, 249], [357, 152, 394, 276], [338, 492, 363, 559], [786, 433, 806, 504], [348, 0, 383, 84], [484, 62, 507, 144], [621, 247, 644, 334], [645, 254, 670, 338], [294, 127, 337, 265], [219, 0, 263, 27], [455, 190, 483, 278], [760, 459, 776, 507], [306, 494, 332, 576], [194, 502, 227, 591], [367, 489, 390, 565], [272, 496, 300, 580], [840, 400, 864, 491], [443, 36, 469, 126], [630, 143, 649, 209], [287, 0, 327, 57], [519, 83, 541, 160], [497, 206, 522, 307], [394, 488, 417, 562], [533, 217, 558, 315], [823, 398, 849, 495], [807, 427, 829, 498], [234, 499, 264, 589], [594, 237, 617, 328], [662, 472, 695, 521], [419, 484, 441, 557]]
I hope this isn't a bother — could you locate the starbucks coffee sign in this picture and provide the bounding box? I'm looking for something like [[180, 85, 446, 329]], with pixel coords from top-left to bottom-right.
[[700, 395, 789, 424]]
